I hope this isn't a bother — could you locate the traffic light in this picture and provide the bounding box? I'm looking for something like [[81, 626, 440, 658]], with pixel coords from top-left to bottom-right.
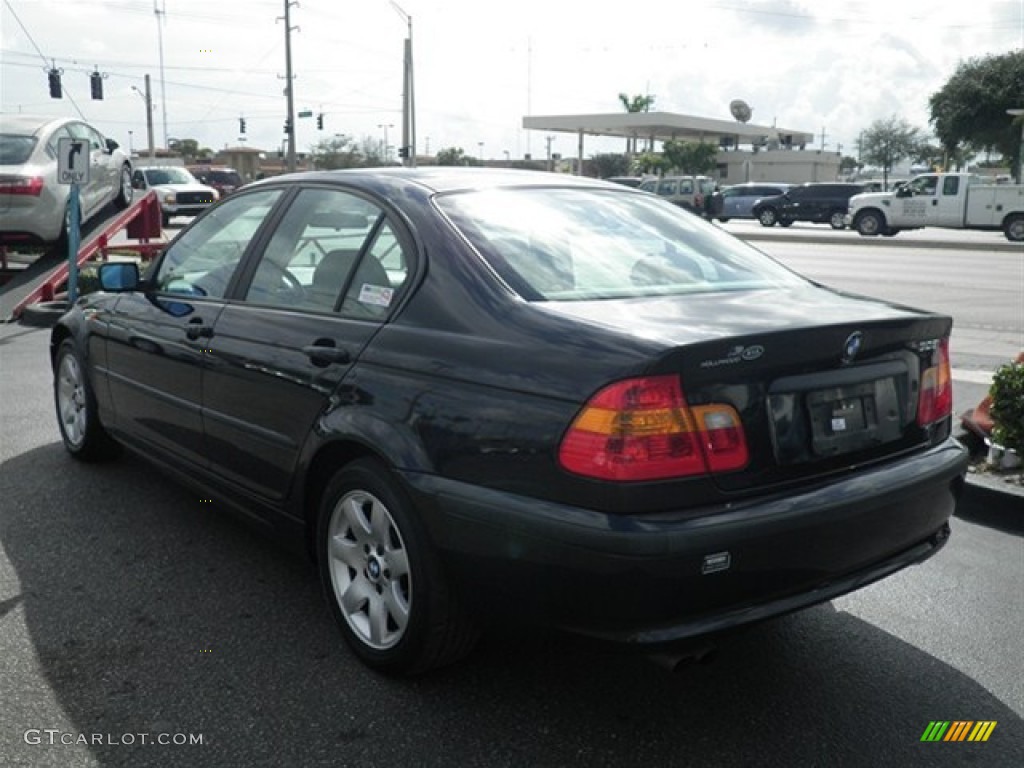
[[397, 146, 409, 159], [283, 118, 292, 135], [90, 70, 104, 100], [48, 68, 62, 99], [239, 117, 246, 134], [316, 113, 324, 130]]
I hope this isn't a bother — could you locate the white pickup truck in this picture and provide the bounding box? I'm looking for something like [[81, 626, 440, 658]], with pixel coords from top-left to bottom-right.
[[847, 172, 1024, 242]]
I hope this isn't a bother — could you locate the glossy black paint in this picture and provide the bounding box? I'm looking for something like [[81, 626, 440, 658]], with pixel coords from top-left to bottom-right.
[[52, 168, 968, 650]]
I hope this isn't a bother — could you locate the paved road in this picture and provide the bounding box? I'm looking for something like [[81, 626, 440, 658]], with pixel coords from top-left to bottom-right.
[[1, 240, 1022, 768]]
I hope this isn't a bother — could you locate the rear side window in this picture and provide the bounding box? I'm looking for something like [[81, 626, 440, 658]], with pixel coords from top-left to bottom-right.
[[242, 187, 410, 319]]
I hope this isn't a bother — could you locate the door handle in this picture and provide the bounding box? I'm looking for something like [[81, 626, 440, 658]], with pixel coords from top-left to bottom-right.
[[302, 344, 350, 366], [185, 317, 214, 340]]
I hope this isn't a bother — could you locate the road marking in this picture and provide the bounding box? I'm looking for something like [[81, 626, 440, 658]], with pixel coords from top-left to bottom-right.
[[952, 369, 994, 385]]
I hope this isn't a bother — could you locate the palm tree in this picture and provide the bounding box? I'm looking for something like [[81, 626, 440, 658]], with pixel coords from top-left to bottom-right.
[[618, 93, 655, 154]]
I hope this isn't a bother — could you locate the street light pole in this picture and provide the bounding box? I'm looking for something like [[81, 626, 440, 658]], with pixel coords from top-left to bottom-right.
[[153, 0, 169, 150], [378, 123, 394, 163], [131, 74, 156, 159], [1008, 109, 1024, 184]]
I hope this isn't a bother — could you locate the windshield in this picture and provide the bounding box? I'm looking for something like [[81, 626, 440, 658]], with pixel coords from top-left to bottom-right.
[[435, 187, 807, 301], [145, 168, 197, 185]]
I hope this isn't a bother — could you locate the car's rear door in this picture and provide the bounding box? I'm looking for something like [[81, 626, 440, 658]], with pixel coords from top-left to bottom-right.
[[202, 185, 414, 501], [103, 187, 284, 467]]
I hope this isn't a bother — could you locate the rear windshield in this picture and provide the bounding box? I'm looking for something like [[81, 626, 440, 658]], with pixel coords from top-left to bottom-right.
[[0, 135, 38, 165], [435, 187, 807, 301]]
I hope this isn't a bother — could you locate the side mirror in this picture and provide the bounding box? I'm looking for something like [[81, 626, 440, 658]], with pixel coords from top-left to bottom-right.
[[895, 187, 911, 198], [98, 262, 140, 292], [105, 138, 119, 153]]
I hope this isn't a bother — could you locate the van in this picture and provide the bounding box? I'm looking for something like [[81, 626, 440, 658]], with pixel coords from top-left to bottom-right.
[[637, 175, 717, 213]]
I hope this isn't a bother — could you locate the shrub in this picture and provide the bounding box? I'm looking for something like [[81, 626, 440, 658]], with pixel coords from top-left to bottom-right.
[[989, 361, 1024, 454]]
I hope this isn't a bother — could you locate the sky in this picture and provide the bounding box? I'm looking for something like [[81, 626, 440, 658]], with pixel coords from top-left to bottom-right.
[[2, 0, 1022, 164]]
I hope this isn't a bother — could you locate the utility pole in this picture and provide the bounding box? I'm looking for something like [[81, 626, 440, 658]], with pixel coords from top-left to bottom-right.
[[391, 3, 416, 167], [820, 125, 828, 151], [279, 0, 299, 172], [154, 0, 169, 149], [131, 75, 156, 159], [545, 135, 555, 172]]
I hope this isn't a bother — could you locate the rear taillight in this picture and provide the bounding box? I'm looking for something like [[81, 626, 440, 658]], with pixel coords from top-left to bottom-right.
[[558, 375, 749, 481], [917, 337, 953, 426], [0, 176, 44, 196]]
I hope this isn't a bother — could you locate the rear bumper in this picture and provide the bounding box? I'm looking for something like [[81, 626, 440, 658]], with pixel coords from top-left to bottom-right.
[[403, 438, 967, 647]]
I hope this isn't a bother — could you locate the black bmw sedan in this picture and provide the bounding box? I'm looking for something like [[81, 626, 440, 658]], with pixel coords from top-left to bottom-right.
[[50, 168, 968, 674]]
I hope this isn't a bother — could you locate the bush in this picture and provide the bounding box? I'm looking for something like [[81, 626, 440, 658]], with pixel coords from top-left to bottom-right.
[[989, 361, 1024, 454]]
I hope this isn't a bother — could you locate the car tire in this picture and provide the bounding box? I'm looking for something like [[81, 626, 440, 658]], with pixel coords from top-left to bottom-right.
[[53, 339, 120, 461], [778, 218, 794, 228], [114, 164, 133, 209], [758, 209, 778, 227], [718, 217, 730, 223], [1005, 214, 1024, 242], [829, 211, 846, 229], [855, 210, 884, 236], [317, 458, 479, 675]]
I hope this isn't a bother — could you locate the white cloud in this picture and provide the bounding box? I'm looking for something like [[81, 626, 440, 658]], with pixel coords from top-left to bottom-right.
[[2, 0, 1020, 162]]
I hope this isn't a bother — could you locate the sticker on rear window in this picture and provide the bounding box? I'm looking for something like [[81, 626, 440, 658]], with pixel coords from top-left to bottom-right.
[[358, 283, 394, 308]]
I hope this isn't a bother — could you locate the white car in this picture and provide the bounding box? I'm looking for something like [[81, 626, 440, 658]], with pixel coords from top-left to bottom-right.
[[0, 115, 133, 247], [131, 166, 219, 227]]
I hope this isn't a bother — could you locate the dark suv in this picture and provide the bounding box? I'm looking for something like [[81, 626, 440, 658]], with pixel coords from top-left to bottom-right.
[[186, 166, 244, 198], [751, 183, 866, 229]]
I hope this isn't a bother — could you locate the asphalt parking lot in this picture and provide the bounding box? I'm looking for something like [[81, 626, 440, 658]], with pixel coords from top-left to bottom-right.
[[1, 311, 1022, 767]]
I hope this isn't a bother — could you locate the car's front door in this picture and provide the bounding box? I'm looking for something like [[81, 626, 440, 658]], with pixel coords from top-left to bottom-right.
[[103, 188, 284, 467], [202, 186, 414, 501]]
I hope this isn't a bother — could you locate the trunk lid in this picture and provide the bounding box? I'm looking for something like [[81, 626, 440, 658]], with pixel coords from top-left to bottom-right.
[[545, 284, 952, 494]]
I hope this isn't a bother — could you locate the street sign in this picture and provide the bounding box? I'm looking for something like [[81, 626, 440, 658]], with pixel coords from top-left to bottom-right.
[[57, 138, 90, 185], [297, 110, 313, 118]]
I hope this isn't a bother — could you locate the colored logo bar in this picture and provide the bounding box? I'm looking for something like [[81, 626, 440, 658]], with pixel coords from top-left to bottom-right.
[[920, 721, 997, 742]]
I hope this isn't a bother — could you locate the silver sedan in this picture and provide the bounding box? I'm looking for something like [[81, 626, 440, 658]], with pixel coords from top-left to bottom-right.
[[0, 115, 133, 247]]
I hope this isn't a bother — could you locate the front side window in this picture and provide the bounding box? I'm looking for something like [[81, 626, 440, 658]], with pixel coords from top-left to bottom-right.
[[154, 188, 283, 298], [242, 187, 410, 318], [437, 188, 806, 301]]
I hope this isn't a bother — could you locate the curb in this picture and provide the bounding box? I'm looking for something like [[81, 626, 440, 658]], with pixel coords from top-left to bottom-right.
[[958, 471, 1023, 533]]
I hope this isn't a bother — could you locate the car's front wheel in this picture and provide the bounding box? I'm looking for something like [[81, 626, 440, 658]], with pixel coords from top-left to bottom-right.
[[317, 459, 478, 674], [114, 164, 133, 209], [54, 339, 119, 460], [758, 208, 778, 227], [855, 210, 884, 236]]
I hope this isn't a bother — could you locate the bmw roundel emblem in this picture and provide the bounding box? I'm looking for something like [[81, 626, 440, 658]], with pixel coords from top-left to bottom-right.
[[842, 332, 863, 363]]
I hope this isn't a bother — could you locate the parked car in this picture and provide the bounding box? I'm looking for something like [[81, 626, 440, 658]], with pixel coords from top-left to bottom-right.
[[51, 168, 967, 674], [131, 166, 219, 227], [709, 182, 794, 222], [638, 175, 717, 212], [0, 115, 132, 247], [752, 182, 866, 229], [187, 165, 244, 198]]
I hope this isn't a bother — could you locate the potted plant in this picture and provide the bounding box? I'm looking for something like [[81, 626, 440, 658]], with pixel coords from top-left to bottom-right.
[[987, 359, 1024, 470]]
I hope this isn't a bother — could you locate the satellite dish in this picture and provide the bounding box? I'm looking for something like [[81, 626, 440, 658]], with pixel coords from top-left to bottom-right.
[[730, 99, 752, 123]]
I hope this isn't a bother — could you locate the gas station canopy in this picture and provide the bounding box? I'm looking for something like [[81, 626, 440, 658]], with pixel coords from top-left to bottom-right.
[[522, 111, 815, 148]]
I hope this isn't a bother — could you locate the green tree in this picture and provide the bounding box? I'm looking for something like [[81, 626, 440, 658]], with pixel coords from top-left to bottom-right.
[[860, 116, 923, 187], [839, 155, 861, 175], [167, 138, 211, 162], [618, 92, 655, 154], [435, 147, 479, 166], [634, 151, 667, 175], [929, 51, 1024, 180], [308, 134, 363, 170], [588, 152, 631, 179], [661, 140, 718, 175]]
